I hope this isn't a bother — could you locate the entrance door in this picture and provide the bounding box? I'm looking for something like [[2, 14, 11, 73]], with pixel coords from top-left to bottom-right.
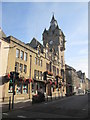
[[48, 84, 51, 96]]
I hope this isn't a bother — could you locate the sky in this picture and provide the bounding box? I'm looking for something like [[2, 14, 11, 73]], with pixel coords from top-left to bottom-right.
[[1, 2, 88, 78]]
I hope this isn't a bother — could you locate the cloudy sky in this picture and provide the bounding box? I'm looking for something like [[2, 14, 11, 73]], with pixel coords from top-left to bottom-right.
[[1, 2, 88, 78]]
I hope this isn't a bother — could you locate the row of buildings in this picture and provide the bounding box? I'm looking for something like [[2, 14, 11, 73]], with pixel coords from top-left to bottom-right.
[[0, 15, 89, 102]]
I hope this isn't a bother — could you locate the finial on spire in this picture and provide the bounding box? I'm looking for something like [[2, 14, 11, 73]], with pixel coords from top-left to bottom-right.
[[52, 12, 54, 16], [52, 12, 55, 20]]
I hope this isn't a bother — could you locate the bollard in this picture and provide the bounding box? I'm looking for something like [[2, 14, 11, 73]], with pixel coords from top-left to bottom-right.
[[47, 96, 48, 101], [51, 95, 52, 101], [59, 92, 60, 98], [58, 92, 59, 98], [55, 93, 56, 99], [9, 96, 11, 110]]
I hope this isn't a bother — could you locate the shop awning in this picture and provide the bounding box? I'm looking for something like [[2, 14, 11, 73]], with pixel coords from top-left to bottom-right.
[[33, 78, 45, 83], [55, 75, 63, 79], [44, 71, 53, 76]]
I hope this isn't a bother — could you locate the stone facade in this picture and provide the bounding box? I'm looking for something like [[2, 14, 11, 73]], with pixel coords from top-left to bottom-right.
[[77, 71, 86, 94], [65, 64, 90, 95], [65, 64, 80, 95], [0, 30, 9, 101], [0, 15, 66, 102]]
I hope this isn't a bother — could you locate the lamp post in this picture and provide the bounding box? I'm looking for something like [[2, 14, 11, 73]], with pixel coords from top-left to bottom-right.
[[12, 66, 16, 109], [29, 55, 32, 99]]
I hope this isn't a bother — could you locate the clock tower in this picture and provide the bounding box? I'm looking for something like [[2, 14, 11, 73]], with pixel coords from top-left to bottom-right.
[[42, 14, 66, 60], [42, 14, 66, 96]]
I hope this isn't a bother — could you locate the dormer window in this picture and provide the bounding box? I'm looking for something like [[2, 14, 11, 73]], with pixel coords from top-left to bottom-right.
[[61, 40, 63, 46], [46, 49, 48, 58], [37, 46, 40, 55]]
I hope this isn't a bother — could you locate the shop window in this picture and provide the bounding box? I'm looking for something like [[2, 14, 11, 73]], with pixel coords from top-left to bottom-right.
[[32, 83, 34, 93], [8, 79, 13, 93], [8, 81, 13, 93], [16, 84, 22, 94], [23, 84, 28, 93], [24, 52, 27, 61], [61, 69, 64, 82], [50, 62, 52, 72], [24, 65, 27, 73], [20, 50, 24, 60], [16, 49, 20, 58], [38, 71, 39, 79], [40, 71, 42, 80]]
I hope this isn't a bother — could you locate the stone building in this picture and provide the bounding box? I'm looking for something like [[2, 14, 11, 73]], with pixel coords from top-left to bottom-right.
[[85, 78, 90, 93], [65, 64, 81, 95], [42, 15, 66, 96], [0, 15, 66, 102], [77, 70, 86, 94], [0, 28, 10, 101], [65, 64, 89, 95]]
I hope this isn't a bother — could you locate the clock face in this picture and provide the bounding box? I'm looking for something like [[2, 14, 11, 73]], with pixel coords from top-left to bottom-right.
[[49, 40, 53, 45]]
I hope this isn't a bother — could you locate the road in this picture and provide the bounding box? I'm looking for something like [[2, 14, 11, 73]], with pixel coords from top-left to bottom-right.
[[2, 94, 89, 119]]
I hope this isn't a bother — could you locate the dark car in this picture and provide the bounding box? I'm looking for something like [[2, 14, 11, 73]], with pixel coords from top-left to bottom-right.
[[32, 92, 45, 104]]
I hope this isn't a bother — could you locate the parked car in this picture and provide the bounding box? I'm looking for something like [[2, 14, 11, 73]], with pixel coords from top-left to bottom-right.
[[32, 92, 45, 104]]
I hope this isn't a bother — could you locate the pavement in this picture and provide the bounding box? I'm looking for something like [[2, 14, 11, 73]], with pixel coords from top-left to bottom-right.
[[1, 95, 66, 112], [1, 94, 89, 119]]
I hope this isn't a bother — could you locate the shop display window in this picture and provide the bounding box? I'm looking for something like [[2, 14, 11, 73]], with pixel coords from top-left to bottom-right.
[[16, 84, 22, 94], [23, 84, 28, 93]]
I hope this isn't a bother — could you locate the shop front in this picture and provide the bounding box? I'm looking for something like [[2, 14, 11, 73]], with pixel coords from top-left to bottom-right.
[[4, 76, 32, 101], [32, 79, 45, 95]]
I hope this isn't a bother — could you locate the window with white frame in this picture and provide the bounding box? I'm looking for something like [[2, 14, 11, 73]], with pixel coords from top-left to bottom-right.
[[61, 56, 63, 68], [23, 84, 28, 93], [16, 49, 20, 58], [53, 66, 56, 76], [38, 71, 39, 79], [37, 58, 40, 66], [16, 84, 22, 94], [40, 71, 42, 80], [46, 63, 49, 71], [34, 70, 37, 79], [46, 49, 48, 58], [24, 52, 27, 61], [20, 50, 24, 60], [57, 68, 59, 75], [40, 60, 42, 67], [8, 82, 13, 93], [35, 57, 37, 65], [15, 62, 19, 72], [38, 47, 40, 55], [20, 63, 23, 73], [24, 65, 27, 73]]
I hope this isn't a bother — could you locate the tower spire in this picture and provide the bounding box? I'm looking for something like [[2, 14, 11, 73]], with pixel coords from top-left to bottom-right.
[[51, 12, 55, 22]]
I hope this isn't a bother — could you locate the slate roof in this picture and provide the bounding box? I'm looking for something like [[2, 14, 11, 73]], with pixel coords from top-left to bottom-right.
[[26, 37, 44, 53]]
